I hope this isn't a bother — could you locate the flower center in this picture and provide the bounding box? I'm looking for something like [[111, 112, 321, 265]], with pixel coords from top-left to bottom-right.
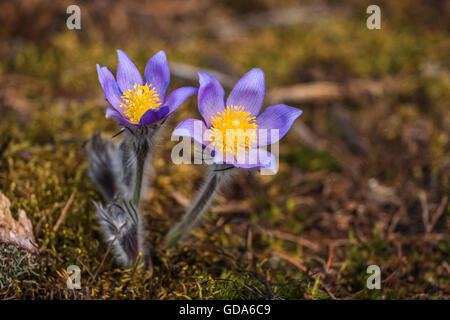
[[120, 83, 162, 124], [208, 105, 258, 156]]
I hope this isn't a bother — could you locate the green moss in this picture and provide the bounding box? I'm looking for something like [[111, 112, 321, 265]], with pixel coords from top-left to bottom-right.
[[282, 147, 341, 172], [0, 244, 41, 290]]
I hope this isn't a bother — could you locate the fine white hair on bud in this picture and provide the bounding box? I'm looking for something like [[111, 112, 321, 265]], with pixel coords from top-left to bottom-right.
[[93, 200, 148, 268], [87, 117, 168, 268], [87, 133, 126, 202]]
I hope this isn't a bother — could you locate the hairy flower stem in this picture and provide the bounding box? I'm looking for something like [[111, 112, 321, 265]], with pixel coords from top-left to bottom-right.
[[132, 151, 146, 207], [88, 119, 167, 268], [165, 164, 234, 248], [126, 120, 165, 207]]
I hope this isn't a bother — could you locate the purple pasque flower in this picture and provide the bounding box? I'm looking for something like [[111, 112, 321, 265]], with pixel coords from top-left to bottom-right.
[[173, 69, 302, 171], [97, 50, 198, 126]]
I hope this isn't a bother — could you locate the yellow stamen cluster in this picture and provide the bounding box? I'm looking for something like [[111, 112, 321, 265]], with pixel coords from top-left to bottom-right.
[[208, 105, 258, 156], [120, 83, 161, 123]]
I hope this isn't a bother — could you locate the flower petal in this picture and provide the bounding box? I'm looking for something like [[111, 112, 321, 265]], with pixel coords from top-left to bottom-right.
[[234, 148, 277, 172], [139, 106, 170, 125], [211, 147, 276, 172], [105, 107, 117, 118], [172, 118, 209, 146], [105, 107, 131, 126], [226, 68, 265, 116], [116, 50, 143, 92], [198, 72, 226, 127], [144, 50, 170, 99], [164, 86, 198, 114], [255, 104, 302, 146], [97, 64, 123, 112]]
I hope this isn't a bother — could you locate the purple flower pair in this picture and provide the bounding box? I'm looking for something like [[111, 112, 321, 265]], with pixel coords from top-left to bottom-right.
[[97, 50, 302, 170], [95, 50, 304, 251]]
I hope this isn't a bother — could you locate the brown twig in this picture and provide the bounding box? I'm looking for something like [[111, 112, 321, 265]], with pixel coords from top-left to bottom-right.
[[325, 245, 334, 273], [267, 82, 342, 104], [236, 220, 321, 252], [428, 195, 448, 233], [76, 257, 95, 280], [53, 192, 75, 232], [272, 251, 337, 300], [89, 223, 126, 286], [419, 192, 430, 234], [245, 225, 253, 262]]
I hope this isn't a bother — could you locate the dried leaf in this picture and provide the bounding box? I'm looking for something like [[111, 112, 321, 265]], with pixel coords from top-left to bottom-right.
[[0, 192, 38, 254]]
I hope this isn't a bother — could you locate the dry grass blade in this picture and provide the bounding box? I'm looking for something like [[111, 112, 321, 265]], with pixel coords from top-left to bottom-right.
[[272, 251, 337, 300], [53, 192, 75, 232]]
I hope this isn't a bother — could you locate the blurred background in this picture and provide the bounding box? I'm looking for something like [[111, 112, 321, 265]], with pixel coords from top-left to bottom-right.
[[0, 0, 449, 299]]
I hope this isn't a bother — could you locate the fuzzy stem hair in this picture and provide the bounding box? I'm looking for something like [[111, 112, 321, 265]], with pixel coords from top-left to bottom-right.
[[87, 118, 167, 268], [165, 164, 235, 248]]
